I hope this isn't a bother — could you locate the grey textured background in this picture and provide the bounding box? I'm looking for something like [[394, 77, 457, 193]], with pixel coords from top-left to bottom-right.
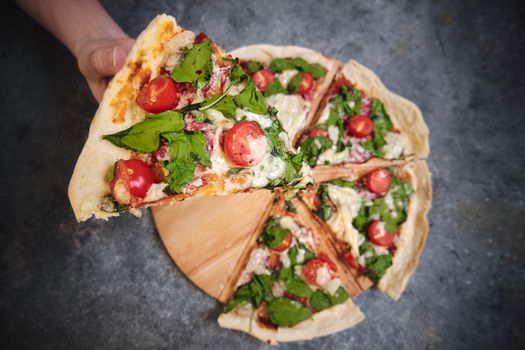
[[1, 0, 524, 349]]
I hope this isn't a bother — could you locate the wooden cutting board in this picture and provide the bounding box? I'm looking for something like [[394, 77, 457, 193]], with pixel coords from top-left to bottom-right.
[[152, 190, 274, 303]]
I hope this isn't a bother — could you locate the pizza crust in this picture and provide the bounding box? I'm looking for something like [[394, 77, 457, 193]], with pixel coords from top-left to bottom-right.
[[68, 15, 195, 221], [218, 298, 364, 345], [378, 160, 432, 299], [229, 45, 341, 144], [338, 60, 429, 159]]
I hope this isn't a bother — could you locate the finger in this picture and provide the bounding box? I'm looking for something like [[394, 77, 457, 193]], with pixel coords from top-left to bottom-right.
[[89, 45, 121, 77]]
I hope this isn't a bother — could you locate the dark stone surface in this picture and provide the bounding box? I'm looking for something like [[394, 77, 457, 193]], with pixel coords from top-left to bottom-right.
[[1, 0, 524, 349]]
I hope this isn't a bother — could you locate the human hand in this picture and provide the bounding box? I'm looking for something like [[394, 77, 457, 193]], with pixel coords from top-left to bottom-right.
[[76, 37, 135, 102]]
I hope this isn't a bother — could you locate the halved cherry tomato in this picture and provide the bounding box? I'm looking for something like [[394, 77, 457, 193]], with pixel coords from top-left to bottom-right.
[[295, 72, 315, 95], [342, 251, 361, 271], [273, 232, 293, 252], [368, 220, 396, 247], [365, 168, 392, 195], [110, 159, 155, 205], [302, 253, 337, 286], [348, 114, 374, 138], [223, 121, 267, 167], [252, 69, 275, 93], [194, 32, 209, 44], [136, 76, 179, 113]]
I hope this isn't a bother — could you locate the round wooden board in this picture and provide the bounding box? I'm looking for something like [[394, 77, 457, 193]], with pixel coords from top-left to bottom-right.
[[152, 190, 274, 303]]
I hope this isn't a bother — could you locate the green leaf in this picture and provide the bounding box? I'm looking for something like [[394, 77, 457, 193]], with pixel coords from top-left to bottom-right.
[[329, 179, 355, 188], [264, 79, 287, 97], [353, 206, 369, 232], [106, 165, 115, 183], [269, 58, 296, 72], [164, 158, 196, 193], [287, 73, 302, 93], [316, 204, 333, 221], [234, 80, 268, 115], [360, 98, 394, 157], [310, 290, 331, 311], [188, 131, 211, 167], [365, 254, 393, 283], [279, 267, 313, 298], [265, 298, 312, 327], [269, 58, 326, 80], [171, 40, 213, 89], [229, 64, 247, 82], [226, 167, 246, 176], [298, 136, 332, 167], [251, 274, 276, 306], [163, 131, 211, 168], [103, 111, 184, 153], [246, 61, 264, 74], [327, 287, 349, 305], [224, 285, 252, 313], [261, 217, 291, 249]]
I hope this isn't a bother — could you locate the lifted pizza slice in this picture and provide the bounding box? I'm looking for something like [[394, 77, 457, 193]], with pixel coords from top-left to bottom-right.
[[298, 60, 429, 167], [301, 160, 431, 299], [230, 45, 340, 143], [68, 15, 311, 221], [218, 196, 364, 344]]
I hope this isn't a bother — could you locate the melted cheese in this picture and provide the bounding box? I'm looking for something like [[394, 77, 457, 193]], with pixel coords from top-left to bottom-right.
[[143, 183, 168, 202], [279, 216, 300, 233], [316, 148, 349, 165], [317, 103, 332, 124], [327, 125, 339, 144], [266, 93, 308, 141], [276, 69, 299, 87], [237, 109, 273, 129], [326, 185, 363, 258], [206, 109, 234, 175], [250, 152, 285, 187], [315, 266, 332, 286], [382, 132, 407, 159], [323, 277, 342, 296], [279, 251, 291, 268]]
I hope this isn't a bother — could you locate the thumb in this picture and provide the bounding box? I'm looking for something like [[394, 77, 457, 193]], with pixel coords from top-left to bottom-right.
[[88, 44, 128, 77]]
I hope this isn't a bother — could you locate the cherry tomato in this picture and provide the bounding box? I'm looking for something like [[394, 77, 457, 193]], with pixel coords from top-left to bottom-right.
[[295, 72, 315, 95], [365, 168, 392, 195], [252, 69, 275, 93], [223, 121, 267, 167], [348, 114, 374, 138], [368, 220, 396, 247], [274, 232, 293, 252], [302, 254, 337, 286], [194, 32, 209, 44], [110, 159, 155, 205], [136, 76, 179, 113], [342, 251, 361, 271]]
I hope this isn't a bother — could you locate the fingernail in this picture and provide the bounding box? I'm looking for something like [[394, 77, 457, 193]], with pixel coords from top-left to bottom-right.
[[112, 47, 117, 67]]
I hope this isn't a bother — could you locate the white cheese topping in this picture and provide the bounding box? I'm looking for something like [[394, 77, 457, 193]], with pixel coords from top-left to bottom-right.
[[327, 125, 339, 144], [382, 132, 407, 159], [272, 281, 286, 297], [296, 248, 306, 264], [296, 227, 317, 250], [279, 216, 300, 233], [315, 266, 332, 286], [373, 244, 390, 256], [206, 109, 234, 175], [235, 247, 271, 287], [323, 277, 342, 296], [276, 69, 299, 87], [266, 93, 309, 141], [237, 108, 273, 129], [250, 152, 285, 188], [143, 183, 168, 202], [326, 185, 363, 258], [279, 251, 291, 268], [316, 148, 350, 165], [384, 192, 398, 219]]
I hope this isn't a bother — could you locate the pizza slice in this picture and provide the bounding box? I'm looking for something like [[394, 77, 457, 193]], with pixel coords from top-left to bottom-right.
[[68, 15, 311, 222], [301, 160, 431, 299], [298, 60, 429, 167], [230, 45, 340, 143], [218, 195, 364, 344]]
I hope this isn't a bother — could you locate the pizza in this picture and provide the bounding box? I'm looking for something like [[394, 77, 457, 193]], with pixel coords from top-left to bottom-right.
[[68, 14, 433, 344], [218, 196, 364, 344], [298, 60, 429, 167], [301, 161, 431, 299], [230, 45, 340, 143], [68, 15, 311, 222]]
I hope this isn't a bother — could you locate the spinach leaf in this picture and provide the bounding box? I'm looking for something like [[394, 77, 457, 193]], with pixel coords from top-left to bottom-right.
[[327, 287, 349, 305], [279, 267, 313, 298], [246, 60, 264, 74], [269, 58, 327, 80], [329, 179, 355, 188], [224, 285, 252, 312], [171, 40, 213, 89], [310, 290, 331, 311], [265, 298, 312, 326], [264, 79, 286, 97], [103, 111, 184, 153], [188, 131, 211, 167], [365, 254, 393, 283], [163, 131, 211, 167], [164, 158, 196, 194], [360, 99, 394, 157], [223, 273, 276, 313], [234, 80, 268, 115], [288, 244, 314, 266], [287, 73, 302, 93], [260, 217, 291, 249], [316, 204, 333, 221], [298, 136, 332, 167], [353, 206, 369, 232]]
